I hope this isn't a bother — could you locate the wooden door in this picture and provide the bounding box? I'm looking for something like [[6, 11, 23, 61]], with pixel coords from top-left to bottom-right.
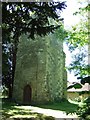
[[23, 85, 32, 104]]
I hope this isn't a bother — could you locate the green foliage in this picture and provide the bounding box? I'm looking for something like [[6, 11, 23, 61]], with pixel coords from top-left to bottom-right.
[[67, 47, 89, 77], [73, 3, 90, 15], [2, 86, 8, 98], [76, 97, 90, 119], [79, 91, 90, 95], [2, 2, 66, 39], [54, 25, 68, 41], [67, 82, 82, 90], [65, 1, 89, 78], [80, 76, 90, 85], [66, 21, 88, 51]]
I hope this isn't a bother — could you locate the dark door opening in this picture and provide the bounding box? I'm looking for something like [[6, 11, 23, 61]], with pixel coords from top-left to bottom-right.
[[23, 85, 32, 104]]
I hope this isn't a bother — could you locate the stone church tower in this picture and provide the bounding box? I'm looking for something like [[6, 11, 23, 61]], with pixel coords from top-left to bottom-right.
[[13, 33, 67, 104]]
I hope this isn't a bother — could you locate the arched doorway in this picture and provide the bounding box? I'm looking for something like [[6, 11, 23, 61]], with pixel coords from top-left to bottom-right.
[[23, 85, 32, 104]]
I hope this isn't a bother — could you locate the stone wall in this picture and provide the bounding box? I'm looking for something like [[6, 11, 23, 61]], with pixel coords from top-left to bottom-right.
[[13, 33, 67, 104]]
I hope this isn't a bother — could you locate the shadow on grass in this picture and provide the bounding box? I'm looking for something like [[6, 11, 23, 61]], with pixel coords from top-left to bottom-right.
[[1, 98, 55, 120]]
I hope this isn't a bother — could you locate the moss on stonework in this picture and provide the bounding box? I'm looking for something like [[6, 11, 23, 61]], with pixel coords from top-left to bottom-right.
[[13, 33, 67, 104]]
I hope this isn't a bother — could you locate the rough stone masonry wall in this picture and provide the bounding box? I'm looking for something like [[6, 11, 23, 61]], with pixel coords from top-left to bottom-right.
[[13, 33, 67, 104], [45, 34, 67, 102], [13, 35, 48, 103]]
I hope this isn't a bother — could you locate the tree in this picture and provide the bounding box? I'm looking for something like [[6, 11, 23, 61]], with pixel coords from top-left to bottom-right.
[[64, 2, 90, 119], [2, 2, 66, 98], [65, 2, 90, 79]]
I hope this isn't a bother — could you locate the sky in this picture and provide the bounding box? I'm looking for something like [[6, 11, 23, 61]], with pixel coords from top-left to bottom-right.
[[55, 0, 88, 82], [60, 0, 82, 82], [63, 0, 80, 82], [61, 0, 81, 29], [61, 0, 88, 82]]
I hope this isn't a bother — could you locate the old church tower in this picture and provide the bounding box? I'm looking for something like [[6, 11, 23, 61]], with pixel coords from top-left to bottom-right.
[[13, 32, 67, 104]]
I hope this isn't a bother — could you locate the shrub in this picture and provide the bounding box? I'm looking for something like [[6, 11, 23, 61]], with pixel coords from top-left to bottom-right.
[[76, 97, 90, 119]]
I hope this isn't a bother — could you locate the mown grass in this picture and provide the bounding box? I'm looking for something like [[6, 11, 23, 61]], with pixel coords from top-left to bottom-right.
[[37, 100, 79, 114], [1, 98, 79, 119]]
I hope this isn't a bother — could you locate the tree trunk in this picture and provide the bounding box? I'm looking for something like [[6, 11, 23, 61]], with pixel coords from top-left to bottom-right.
[[8, 83, 12, 99], [8, 36, 19, 98]]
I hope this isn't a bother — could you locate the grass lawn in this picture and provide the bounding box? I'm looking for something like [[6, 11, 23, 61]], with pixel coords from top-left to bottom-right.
[[37, 99, 79, 114], [1, 98, 79, 119]]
